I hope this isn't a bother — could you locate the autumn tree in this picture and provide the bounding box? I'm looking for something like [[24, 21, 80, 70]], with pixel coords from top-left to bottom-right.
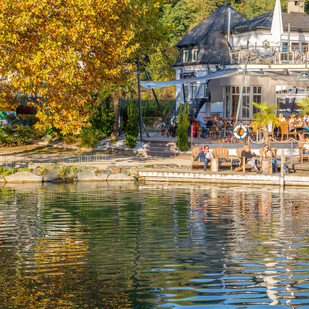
[[0, 0, 165, 136]]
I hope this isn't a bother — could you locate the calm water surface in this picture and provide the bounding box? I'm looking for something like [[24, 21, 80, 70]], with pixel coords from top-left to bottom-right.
[[0, 182, 309, 308]]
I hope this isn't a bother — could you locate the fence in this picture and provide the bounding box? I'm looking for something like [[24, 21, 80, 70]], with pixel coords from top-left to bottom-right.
[[0, 154, 109, 164]]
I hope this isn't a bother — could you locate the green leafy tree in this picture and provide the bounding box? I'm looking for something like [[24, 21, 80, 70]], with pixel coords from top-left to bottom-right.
[[297, 97, 309, 115], [176, 104, 190, 151], [125, 101, 139, 149], [252, 101, 279, 141], [242, 0, 287, 18]]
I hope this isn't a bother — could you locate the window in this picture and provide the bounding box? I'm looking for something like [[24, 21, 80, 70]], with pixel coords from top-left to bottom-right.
[[276, 84, 307, 116], [192, 49, 198, 62], [282, 42, 288, 52], [301, 42, 308, 53], [183, 50, 189, 63], [253, 86, 262, 115], [184, 86, 189, 101], [232, 86, 239, 94], [242, 95, 250, 118], [192, 85, 198, 99]]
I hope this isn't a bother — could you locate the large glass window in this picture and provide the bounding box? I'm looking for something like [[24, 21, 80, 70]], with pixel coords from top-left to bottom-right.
[[276, 85, 308, 117], [225, 86, 262, 121]]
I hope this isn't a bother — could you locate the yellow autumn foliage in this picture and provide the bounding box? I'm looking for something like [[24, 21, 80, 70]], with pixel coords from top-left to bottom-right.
[[0, 0, 165, 135]]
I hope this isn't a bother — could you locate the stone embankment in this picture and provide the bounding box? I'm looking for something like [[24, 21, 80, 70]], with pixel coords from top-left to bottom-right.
[[0, 164, 139, 184]]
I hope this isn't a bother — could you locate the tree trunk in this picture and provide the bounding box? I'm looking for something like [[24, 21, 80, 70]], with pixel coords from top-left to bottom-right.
[[263, 125, 269, 143], [111, 92, 120, 141]]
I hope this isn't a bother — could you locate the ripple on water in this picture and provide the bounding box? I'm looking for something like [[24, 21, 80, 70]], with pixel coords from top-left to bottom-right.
[[0, 183, 309, 308]]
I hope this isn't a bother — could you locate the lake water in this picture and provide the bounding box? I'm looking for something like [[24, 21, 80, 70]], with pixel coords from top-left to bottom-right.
[[0, 182, 309, 308]]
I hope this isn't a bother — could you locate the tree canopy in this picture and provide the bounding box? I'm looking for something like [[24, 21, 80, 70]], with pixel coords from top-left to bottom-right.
[[0, 0, 165, 135]]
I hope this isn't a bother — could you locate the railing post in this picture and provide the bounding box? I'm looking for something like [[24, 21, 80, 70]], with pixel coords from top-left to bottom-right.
[[280, 150, 285, 187], [190, 124, 193, 150]]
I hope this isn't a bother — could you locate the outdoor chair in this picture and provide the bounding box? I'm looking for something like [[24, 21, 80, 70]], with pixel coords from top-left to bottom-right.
[[195, 121, 202, 138], [258, 147, 286, 173], [268, 125, 278, 141], [239, 49, 250, 63], [298, 141, 309, 163], [234, 147, 261, 173], [294, 50, 303, 64], [280, 121, 296, 141], [249, 49, 263, 64], [212, 147, 233, 171], [209, 126, 220, 139]]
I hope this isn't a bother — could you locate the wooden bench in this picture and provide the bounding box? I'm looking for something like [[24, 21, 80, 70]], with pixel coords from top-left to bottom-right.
[[191, 147, 233, 170], [212, 147, 233, 171], [234, 147, 262, 173], [191, 147, 210, 169], [234, 147, 284, 173]]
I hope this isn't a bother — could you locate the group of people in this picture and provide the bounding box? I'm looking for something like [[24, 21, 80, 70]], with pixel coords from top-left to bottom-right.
[[194, 143, 289, 173], [192, 113, 235, 138], [277, 113, 309, 137]]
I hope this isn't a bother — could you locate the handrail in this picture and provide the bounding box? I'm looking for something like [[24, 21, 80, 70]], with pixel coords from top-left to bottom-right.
[[221, 45, 309, 66]]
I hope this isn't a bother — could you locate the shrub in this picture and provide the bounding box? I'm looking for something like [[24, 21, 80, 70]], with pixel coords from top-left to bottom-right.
[[88, 101, 114, 138], [125, 101, 139, 149], [79, 129, 100, 148], [38, 167, 49, 176], [0, 124, 40, 146], [3, 168, 15, 176], [176, 104, 190, 152], [63, 135, 77, 145], [17, 167, 31, 172]]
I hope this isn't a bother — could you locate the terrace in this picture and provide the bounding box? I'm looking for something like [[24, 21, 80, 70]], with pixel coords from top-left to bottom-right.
[[220, 45, 309, 66]]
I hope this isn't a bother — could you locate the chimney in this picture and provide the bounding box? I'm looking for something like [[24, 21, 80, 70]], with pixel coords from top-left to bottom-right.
[[288, 0, 305, 13]]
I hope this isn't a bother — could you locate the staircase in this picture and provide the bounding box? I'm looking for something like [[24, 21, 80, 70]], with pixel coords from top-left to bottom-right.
[[146, 141, 177, 157]]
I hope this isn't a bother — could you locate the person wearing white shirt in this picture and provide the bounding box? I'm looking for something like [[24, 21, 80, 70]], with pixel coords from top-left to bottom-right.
[[193, 145, 214, 171]]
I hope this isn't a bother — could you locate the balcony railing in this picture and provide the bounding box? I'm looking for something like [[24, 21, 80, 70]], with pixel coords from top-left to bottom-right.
[[220, 46, 309, 66]]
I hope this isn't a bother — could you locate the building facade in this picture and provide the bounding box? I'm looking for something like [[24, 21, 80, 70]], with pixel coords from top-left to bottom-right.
[[174, 0, 309, 122]]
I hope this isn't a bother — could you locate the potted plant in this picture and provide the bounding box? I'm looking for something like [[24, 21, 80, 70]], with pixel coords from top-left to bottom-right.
[[252, 101, 279, 142]]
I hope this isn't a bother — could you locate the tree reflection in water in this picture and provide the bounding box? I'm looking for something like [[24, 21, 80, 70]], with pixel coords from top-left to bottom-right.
[[0, 182, 308, 308]]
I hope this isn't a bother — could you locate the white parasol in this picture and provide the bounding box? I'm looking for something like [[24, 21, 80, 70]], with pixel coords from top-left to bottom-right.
[[271, 0, 283, 45]]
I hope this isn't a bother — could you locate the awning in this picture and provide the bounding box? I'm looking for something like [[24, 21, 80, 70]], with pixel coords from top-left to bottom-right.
[[140, 69, 240, 89]]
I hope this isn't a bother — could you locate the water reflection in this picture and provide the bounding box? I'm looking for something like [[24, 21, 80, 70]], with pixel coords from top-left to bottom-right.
[[0, 182, 308, 308]]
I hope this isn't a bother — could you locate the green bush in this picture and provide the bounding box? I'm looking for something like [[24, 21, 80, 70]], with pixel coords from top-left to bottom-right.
[[62, 135, 77, 145], [3, 168, 15, 176], [17, 167, 31, 172], [79, 129, 100, 148], [176, 104, 190, 152], [125, 101, 139, 149], [88, 102, 114, 138], [0, 124, 40, 147]]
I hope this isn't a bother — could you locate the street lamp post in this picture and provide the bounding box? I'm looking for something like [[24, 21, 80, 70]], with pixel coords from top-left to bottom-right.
[[137, 58, 143, 145]]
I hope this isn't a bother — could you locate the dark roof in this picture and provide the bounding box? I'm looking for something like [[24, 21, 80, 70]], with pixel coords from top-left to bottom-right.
[[233, 12, 272, 31], [176, 4, 247, 47], [234, 12, 309, 32]]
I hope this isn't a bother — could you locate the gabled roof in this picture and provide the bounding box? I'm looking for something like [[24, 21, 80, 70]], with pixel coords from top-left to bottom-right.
[[176, 4, 247, 47], [234, 12, 309, 32]]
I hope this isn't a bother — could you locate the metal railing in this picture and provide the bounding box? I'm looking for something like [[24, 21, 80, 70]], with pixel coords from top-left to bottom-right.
[[220, 45, 309, 66]]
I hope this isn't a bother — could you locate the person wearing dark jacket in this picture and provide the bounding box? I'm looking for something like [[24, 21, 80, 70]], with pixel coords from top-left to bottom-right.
[[241, 144, 260, 172]]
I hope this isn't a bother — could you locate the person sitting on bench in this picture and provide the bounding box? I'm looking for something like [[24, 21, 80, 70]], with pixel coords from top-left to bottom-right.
[[193, 145, 214, 171], [241, 144, 260, 172], [261, 144, 289, 173]]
